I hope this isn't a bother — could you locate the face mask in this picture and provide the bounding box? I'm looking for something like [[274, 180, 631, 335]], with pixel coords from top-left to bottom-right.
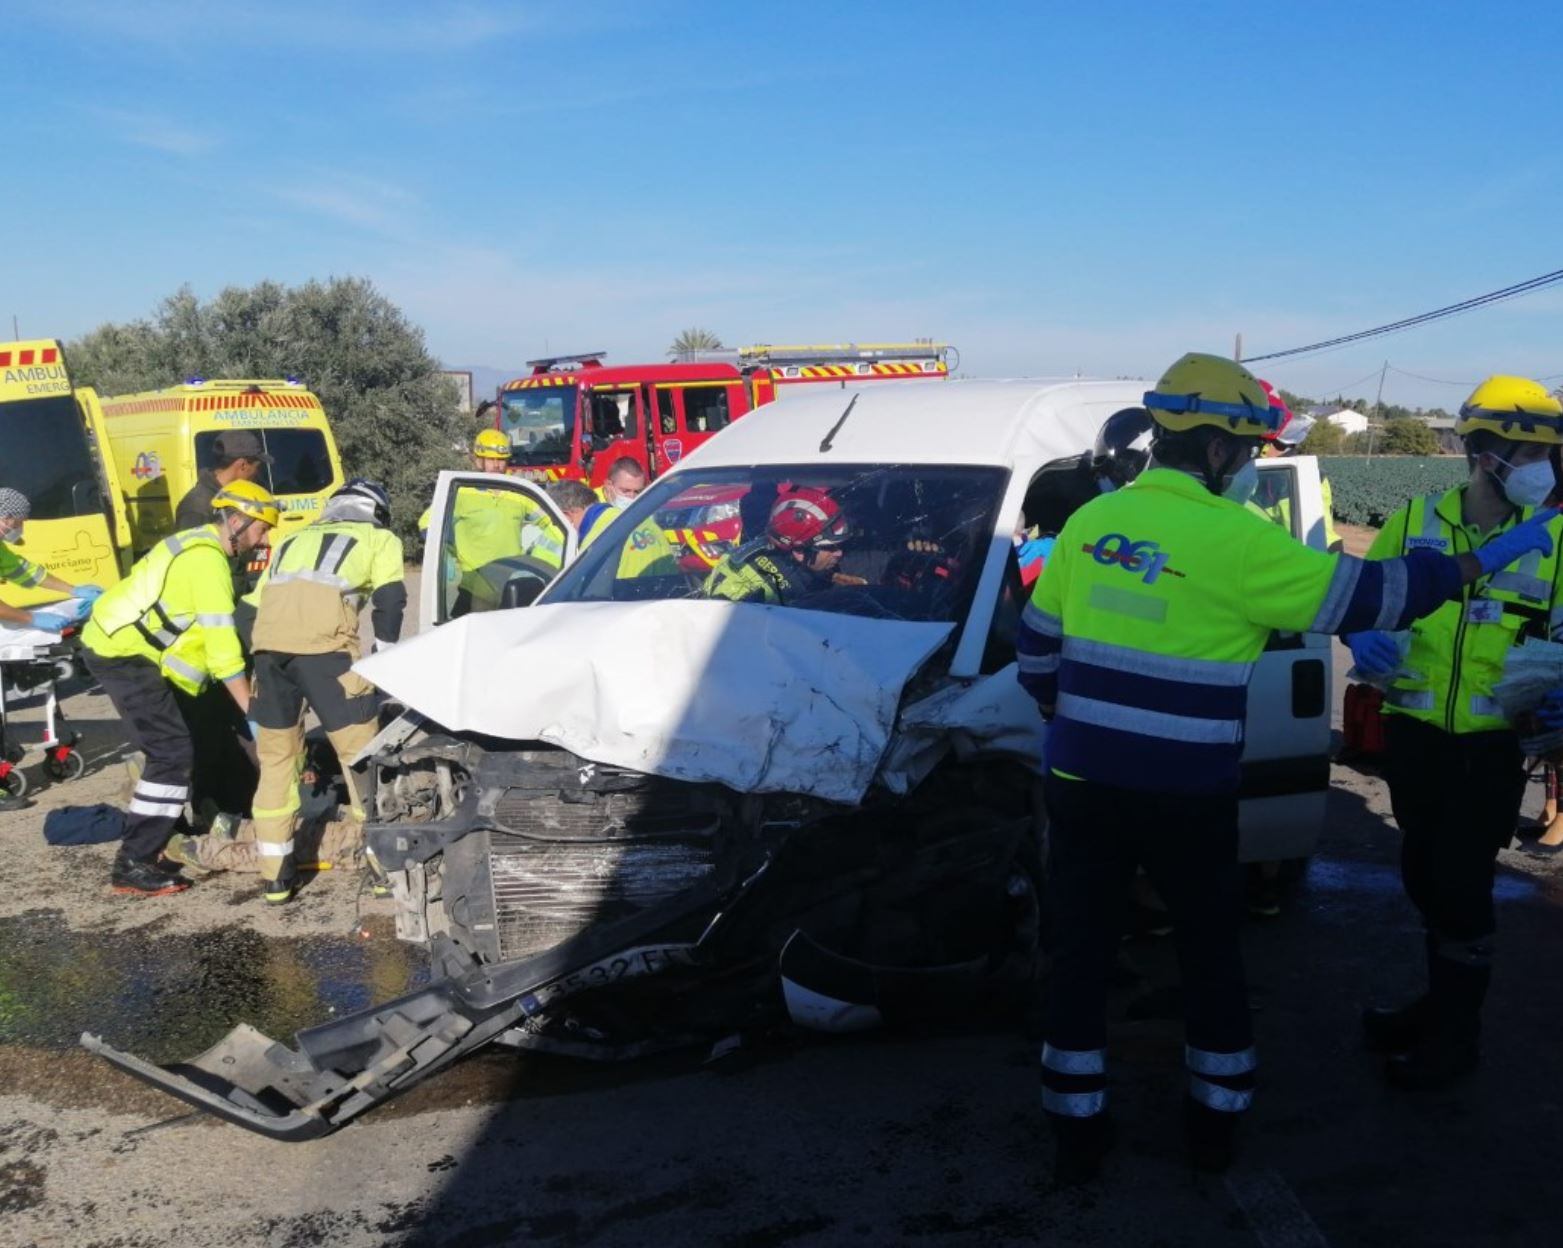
[[610, 492, 634, 510], [1493, 457, 1554, 508], [1221, 460, 1259, 506]]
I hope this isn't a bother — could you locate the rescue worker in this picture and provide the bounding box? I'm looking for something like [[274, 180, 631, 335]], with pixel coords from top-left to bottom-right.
[[0, 487, 106, 629], [1024, 407, 1154, 536], [576, 459, 681, 578], [1255, 382, 1343, 552], [1350, 376, 1563, 1088], [81, 480, 277, 896], [578, 457, 649, 544], [247, 479, 406, 904], [1016, 352, 1559, 1183], [703, 487, 854, 605], [423, 430, 562, 614], [174, 430, 272, 530]]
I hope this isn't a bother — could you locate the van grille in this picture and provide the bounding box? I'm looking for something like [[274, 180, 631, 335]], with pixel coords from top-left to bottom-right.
[[489, 834, 715, 963]]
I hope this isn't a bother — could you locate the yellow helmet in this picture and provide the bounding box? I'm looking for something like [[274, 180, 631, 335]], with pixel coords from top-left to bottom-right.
[[1455, 375, 1563, 446], [211, 479, 279, 527], [1143, 353, 1280, 438], [473, 428, 512, 460]]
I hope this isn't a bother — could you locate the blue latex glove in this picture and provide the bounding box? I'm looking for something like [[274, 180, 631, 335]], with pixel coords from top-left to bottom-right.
[[29, 610, 72, 633], [1346, 631, 1401, 678], [75, 584, 106, 602], [246, 720, 263, 742], [66, 597, 94, 622], [1475, 507, 1561, 576], [1535, 690, 1563, 730]]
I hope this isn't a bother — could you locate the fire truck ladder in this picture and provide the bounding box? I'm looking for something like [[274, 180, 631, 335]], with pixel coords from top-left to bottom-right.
[[732, 341, 955, 379]]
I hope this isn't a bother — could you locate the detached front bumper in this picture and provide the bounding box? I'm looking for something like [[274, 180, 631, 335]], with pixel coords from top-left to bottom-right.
[[81, 882, 722, 1141], [83, 980, 517, 1142]]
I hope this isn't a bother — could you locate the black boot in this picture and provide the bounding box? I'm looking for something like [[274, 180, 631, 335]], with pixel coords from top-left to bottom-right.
[[1049, 1112, 1117, 1187], [1384, 951, 1486, 1091], [111, 852, 190, 897], [1183, 1096, 1240, 1174], [262, 858, 297, 906], [1384, 1033, 1479, 1090], [1362, 995, 1432, 1053]]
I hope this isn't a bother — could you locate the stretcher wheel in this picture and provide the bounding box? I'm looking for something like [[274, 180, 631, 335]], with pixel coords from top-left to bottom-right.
[[1, 767, 27, 799], [45, 749, 85, 783]]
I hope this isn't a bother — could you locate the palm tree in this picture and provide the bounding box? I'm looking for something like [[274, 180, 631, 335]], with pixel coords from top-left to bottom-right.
[[668, 327, 724, 361]]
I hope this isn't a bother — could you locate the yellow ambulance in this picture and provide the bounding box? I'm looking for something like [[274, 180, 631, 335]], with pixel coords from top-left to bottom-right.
[[0, 340, 129, 608], [96, 378, 345, 556]]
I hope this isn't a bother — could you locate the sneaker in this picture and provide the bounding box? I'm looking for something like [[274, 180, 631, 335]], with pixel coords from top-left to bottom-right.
[[158, 834, 207, 876], [111, 853, 190, 897]]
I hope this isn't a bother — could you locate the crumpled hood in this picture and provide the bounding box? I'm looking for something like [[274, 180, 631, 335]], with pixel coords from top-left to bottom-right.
[[357, 600, 953, 804]]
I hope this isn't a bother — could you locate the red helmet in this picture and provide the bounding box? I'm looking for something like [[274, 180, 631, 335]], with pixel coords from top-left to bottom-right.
[[1257, 379, 1293, 443], [767, 486, 852, 552]]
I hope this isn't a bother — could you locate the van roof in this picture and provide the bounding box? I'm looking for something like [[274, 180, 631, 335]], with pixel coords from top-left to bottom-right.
[[669, 377, 1151, 474], [100, 379, 324, 415]]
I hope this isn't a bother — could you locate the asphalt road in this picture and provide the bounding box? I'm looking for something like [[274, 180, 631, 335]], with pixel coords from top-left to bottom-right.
[[4, 630, 1563, 1247]]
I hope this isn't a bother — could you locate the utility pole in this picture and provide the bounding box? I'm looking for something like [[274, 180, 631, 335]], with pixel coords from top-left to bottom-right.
[[1233, 332, 1243, 362], [1366, 359, 1388, 458], [10, 315, 17, 339]]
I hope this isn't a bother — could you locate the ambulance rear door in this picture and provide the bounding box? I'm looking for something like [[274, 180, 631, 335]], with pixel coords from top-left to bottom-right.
[[1239, 455, 1333, 862], [418, 471, 577, 631]]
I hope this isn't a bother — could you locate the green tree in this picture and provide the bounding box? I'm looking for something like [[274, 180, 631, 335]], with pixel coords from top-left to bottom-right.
[[1298, 418, 1345, 455], [69, 278, 465, 541], [668, 327, 724, 360], [1379, 418, 1440, 456]]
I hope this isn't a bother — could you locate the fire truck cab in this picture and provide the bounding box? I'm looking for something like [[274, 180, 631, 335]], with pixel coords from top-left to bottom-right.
[[496, 342, 951, 489]]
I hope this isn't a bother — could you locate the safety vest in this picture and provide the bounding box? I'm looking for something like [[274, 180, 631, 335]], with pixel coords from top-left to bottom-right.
[[82, 526, 243, 695], [0, 541, 45, 589], [703, 540, 822, 604], [578, 503, 680, 579], [1028, 467, 1350, 795], [1376, 487, 1562, 735], [252, 519, 405, 657]]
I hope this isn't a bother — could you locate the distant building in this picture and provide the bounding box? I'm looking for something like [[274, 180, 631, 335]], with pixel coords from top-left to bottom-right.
[[440, 369, 475, 413], [1306, 404, 1369, 436], [1427, 416, 1462, 455]]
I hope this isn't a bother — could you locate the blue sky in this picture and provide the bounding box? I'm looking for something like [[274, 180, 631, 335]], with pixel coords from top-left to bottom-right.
[[5, 0, 1562, 409]]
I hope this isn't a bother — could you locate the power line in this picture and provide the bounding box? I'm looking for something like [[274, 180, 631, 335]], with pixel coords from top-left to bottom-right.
[[1242, 266, 1563, 363], [1386, 365, 1477, 387]]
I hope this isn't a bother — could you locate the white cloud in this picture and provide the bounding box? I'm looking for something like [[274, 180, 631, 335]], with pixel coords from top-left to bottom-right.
[[27, 1, 580, 54], [268, 175, 419, 235], [89, 106, 218, 156]]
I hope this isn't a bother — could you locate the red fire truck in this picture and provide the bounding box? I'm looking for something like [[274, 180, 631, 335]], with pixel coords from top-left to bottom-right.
[[495, 342, 952, 489]]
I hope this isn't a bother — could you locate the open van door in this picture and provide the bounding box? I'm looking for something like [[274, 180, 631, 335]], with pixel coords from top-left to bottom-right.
[[419, 471, 576, 632], [1239, 455, 1333, 862]]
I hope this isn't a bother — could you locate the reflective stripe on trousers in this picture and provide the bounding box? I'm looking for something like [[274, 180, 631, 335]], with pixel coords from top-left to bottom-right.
[[1040, 1043, 1108, 1118]]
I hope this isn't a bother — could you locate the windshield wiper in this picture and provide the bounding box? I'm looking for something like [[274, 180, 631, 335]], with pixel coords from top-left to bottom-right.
[[819, 393, 859, 453]]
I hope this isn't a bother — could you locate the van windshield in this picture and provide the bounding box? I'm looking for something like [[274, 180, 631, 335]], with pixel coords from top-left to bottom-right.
[[195, 429, 334, 495], [547, 462, 1008, 625], [500, 389, 576, 466], [0, 395, 102, 519]]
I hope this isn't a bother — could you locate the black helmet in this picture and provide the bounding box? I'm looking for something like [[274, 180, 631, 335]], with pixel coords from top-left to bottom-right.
[[331, 478, 392, 528], [1092, 407, 1154, 490]]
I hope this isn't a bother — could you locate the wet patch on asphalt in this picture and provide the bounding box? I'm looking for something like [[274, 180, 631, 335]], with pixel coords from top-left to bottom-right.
[[0, 908, 428, 1063]]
